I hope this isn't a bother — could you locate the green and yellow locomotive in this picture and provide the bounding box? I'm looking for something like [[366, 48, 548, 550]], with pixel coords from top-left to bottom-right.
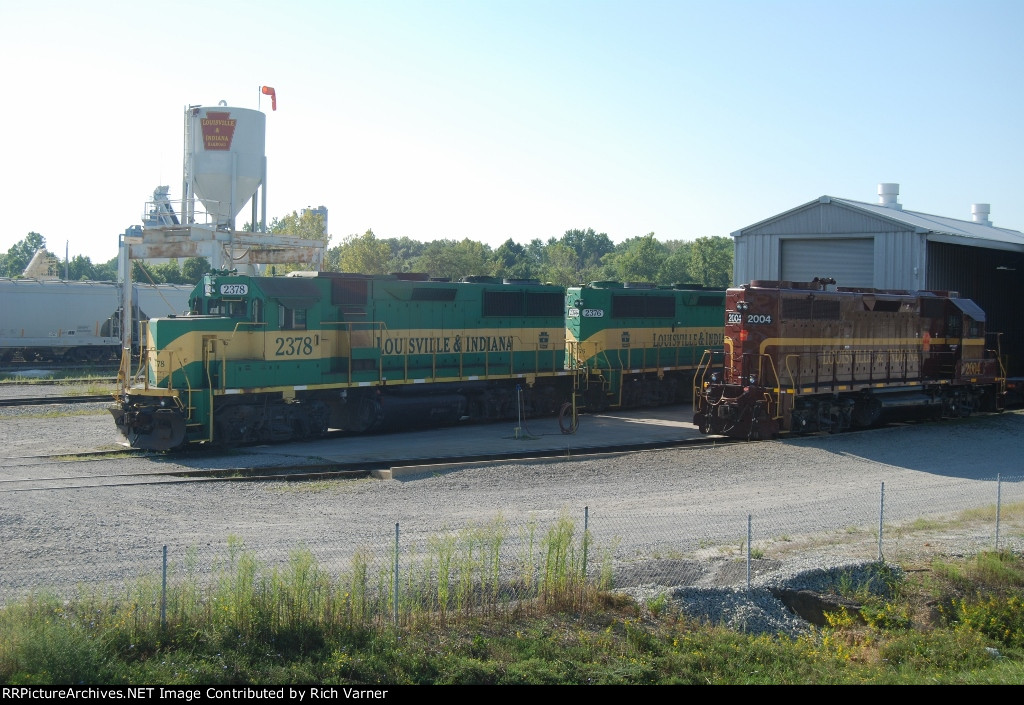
[[111, 271, 572, 450], [111, 271, 728, 451], [565, 282, 725, 411]]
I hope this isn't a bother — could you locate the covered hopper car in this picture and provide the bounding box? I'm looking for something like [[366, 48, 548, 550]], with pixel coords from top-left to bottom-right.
[[693, 279, 1007, 440], [110, 270, 726, 450], [0, 278, 193, 363]]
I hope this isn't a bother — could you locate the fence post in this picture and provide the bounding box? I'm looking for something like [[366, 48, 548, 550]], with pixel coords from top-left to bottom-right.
[[746, 514, 752, 590], [583, 506, 589, 582], [995, 474, 1002, 552], [161, 545, 167, 630], [394, 523, 400, 627], [878, 482, 885, 563]]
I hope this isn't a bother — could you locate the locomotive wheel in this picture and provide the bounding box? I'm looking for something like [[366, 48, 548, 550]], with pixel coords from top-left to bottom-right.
[[347, 397, 384, 433], [852, 397, 882, 428], [305, 400, 330, 436]]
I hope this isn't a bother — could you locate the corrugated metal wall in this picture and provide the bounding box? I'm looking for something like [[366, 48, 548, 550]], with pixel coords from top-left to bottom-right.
[[927, 242, 1024, 376], [734, 201, 925, 289]]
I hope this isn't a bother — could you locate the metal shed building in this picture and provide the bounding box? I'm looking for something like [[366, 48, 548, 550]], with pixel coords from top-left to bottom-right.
[[732, 183, 1024, 374]]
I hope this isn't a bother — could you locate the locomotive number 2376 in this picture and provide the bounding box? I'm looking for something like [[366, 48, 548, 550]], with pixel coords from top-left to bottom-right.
[[728, 312, 773, 325], [275, 336, 315, 356]]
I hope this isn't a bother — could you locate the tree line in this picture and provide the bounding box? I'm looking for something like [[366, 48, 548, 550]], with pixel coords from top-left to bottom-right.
[[2, 217, 734, 289], [0, 232, 211, 285]]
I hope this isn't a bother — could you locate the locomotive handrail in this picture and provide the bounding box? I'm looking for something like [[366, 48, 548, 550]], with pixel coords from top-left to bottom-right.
[[781, 353, 797, 390], [168, 349, 203, 443], [755, 353, 782, 421], [781, 347, 934, 393], [319, 321, 569, 384], [586, 342, 701, 389], [692, 348, 724, 408], [228, 321, 268, 335], [129, 320, 153, 390], [990, 349, 1008, 398]]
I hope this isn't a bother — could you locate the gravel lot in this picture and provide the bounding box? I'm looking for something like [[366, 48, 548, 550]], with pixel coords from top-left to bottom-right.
[[2, 387, 1022, 635]]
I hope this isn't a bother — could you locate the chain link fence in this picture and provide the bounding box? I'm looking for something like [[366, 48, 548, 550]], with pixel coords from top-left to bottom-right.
[[2, 474, 1022, 624]]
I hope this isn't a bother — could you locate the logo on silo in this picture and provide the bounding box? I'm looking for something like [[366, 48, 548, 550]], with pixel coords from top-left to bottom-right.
[[201, 112, 237, 151]]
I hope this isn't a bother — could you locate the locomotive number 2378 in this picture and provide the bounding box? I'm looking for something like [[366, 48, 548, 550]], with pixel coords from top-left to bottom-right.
[[275, 336, 315, 356]]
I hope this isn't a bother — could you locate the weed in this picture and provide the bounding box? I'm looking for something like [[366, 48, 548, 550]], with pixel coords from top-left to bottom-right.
[[2, 534, 1024, 684]]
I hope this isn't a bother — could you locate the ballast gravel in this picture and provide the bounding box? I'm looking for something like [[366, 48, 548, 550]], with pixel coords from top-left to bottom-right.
[[1, 390, 1022, 637]]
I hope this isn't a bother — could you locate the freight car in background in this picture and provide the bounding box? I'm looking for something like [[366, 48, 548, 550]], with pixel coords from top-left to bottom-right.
[[693, 278, 1008, 440], [109, 271, 727, 450], [0, 278, 193, 363]]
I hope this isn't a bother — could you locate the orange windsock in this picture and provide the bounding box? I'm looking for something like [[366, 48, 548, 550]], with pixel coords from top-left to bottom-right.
[[261, 86, 277, 111]]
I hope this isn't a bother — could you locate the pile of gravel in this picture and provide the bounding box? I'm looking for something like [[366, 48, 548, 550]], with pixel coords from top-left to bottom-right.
[[618, 558, 898, 638]]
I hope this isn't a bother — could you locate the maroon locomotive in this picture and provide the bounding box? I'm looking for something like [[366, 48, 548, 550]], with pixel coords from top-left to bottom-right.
[[692, 278, 1007, 440]]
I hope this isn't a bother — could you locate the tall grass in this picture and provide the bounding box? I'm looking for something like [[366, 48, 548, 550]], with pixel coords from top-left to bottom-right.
[[127, 515, 605, 639], [0, 513, 614, 683], [2, 545, 1024, 684]]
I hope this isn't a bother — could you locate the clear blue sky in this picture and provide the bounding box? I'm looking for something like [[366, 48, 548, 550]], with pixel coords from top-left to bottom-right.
[[3, 0, 1022, 264]]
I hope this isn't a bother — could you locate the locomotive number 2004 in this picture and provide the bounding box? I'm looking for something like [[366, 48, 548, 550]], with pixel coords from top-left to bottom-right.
[[728, 313, 773, 324]]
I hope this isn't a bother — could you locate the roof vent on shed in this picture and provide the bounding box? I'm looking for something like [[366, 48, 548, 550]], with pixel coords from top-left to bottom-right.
[[877, 183, 902, 210], [971, 203, 992, 226]]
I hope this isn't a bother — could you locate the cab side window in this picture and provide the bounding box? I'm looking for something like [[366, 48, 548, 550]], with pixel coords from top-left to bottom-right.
[[280, 306, 307, 330]]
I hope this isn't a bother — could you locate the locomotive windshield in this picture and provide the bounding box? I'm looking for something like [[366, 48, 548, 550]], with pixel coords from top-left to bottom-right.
[[206, 299, 248, 318]]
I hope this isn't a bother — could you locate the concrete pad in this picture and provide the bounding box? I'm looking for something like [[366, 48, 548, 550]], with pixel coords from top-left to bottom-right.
[[248, 404, 704, 472]]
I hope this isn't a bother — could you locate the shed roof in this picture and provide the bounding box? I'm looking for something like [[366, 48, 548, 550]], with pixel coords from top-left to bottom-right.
[[734, 195, 1024, 251], [831, 197, 1024, 248]]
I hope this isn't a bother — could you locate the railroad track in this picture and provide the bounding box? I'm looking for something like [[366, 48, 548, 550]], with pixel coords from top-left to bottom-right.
[[0, 394, 114, 407], [0, 434, 743, 493], [0, 363, 120, 376]]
